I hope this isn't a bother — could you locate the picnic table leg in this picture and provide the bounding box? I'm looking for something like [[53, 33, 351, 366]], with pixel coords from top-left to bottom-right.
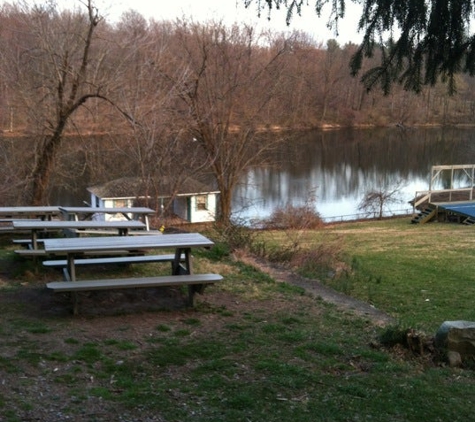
[[66, 254, 76, 282], [72, 292, 80, 315], [187, 286, 196, 306], [184, 249, 193, 274], [65, 253, 79, 314], [173, 248, 192, 275], [172, 248, 200, 306], [31, 229, 38, 250]]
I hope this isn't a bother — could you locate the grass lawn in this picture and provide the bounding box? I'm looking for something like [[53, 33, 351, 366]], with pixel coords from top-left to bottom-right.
[[324, 218, 475, 332], [1, 219, 475, 421], [255, 217, 475, 332]]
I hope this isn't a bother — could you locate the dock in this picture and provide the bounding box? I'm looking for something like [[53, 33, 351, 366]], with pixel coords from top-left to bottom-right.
[[412, 164, 475, 224]]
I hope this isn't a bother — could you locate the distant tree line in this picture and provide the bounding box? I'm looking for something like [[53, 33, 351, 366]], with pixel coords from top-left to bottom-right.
[[246, 0, 475, 95], [3, 8, 475, 133], [1, 1, 475, 220]]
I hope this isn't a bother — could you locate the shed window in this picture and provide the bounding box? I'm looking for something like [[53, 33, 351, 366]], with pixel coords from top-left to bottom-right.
[[196, 195, 208, 211], [113, 199, 127, 208]]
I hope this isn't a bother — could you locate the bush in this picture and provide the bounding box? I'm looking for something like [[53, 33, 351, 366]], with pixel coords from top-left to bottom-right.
[[209, 220, 256, 252], [379, 325, 409, 348], [263, 203, 323, 230], [291, 242, 344, 279], [252, 242, 298, 264], [203, 242, 232, 260]]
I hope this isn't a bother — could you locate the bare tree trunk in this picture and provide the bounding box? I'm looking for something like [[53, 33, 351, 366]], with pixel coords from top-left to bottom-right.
[[218, 188, 233, 224], [30, 131, 63, 205]]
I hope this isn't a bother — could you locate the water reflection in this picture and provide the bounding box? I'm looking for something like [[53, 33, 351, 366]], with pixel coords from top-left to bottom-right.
[[233, 128, 475, 222], [34, 127, 475, 222]]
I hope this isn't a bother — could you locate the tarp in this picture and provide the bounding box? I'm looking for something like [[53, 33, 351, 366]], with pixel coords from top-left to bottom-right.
[[438, 202, 475, 218]]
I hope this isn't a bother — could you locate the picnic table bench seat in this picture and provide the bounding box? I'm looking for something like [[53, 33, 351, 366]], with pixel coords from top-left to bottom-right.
[[43, 253, 184, 268], [15, 248, 149, 258], [0, 218, 42, 223], [13, 238, 44, 244], [47, 273, 223, 314], [14, 249, 48, 256], [44, 253, 188, 284], [13, 239, 46, 248], [67, 229, 162, 236], [69, 228, 152, 236], [0, 220, 41, 232]]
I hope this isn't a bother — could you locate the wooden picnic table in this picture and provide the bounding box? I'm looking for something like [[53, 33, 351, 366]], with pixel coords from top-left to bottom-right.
[[43, 233, 212, 279], [59, 206, 155, 230], [13, 220, 146, 250], [43, 233, 222, 314]]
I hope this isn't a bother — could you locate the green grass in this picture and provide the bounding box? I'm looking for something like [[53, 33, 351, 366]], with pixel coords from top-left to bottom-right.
[[1, 221, 475, 421], [325, 218, 475, 331], [257, 217, 475, 332], [48, 307, 472, 422]]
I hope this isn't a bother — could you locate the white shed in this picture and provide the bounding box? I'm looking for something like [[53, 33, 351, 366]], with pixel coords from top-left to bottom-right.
[[87, 177, 220, 223]]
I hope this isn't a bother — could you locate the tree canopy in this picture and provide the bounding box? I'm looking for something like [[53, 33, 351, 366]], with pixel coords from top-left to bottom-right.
[[244, 0, 475, 94]]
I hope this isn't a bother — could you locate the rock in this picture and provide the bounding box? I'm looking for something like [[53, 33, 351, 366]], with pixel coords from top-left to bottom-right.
[[447, 351, 462, 368], [435, 321, 475, 366]]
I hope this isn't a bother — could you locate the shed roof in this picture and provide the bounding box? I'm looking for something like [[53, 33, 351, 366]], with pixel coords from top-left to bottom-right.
[[87, 176, 219, 200]]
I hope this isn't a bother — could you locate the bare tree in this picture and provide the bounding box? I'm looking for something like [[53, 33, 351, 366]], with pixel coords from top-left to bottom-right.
[[159, 21, 289, 223], [358, 178, 406, 220], [1, 0, 121, 204], [104, 14, 210, 219]]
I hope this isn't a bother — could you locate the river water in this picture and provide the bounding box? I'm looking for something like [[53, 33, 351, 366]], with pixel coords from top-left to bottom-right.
[[232, 127, 475, 223], [46, 127, 475, 223]]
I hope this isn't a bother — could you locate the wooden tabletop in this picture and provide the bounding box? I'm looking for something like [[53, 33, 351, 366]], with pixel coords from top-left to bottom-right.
[[12, 220, 146, 230], [0, 206, 61, 216], [43, 233, 214, 254]]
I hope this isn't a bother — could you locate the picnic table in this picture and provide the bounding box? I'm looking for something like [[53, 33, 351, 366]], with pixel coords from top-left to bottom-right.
[[0, 207, 61, 232], [59, 206, 155, 230], [13, 220, 146, 251], [43, 233, 222, 314]]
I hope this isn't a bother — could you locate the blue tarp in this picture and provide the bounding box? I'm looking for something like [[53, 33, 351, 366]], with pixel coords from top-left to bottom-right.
[[439, 203, 475, 218]]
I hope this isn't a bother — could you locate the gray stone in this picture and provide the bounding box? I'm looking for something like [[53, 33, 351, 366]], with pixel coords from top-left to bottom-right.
[[435, 321, 475, 366], [447, 351, 462, 368]]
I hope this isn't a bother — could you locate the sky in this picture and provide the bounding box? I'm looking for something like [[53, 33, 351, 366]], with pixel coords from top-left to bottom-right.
[[0, 0, 365, 44], [71, 0, 364, 45]]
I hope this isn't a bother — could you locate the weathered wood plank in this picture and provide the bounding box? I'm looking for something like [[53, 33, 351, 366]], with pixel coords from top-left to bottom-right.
[[46, 274, 222, 292], [46, 273, 223, 314], [43, 254, 184, 268], [42, 233, 213, 254], [14, 249, 46, 256]]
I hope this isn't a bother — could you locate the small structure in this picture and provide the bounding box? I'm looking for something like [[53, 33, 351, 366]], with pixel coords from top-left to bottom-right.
[[87, 177, 220, 223], [412, 164, 475, 224]]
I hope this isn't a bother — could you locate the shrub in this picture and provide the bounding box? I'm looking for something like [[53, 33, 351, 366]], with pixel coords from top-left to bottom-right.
[[379, 325, 409, 348], [253, 242, 298, 264], [208, 220, 256, 252], [263, 203, 323, 230], [291, 242, 344, 279]]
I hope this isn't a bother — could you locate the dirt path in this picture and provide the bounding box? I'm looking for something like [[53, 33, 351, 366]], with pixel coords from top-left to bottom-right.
[[239, 254, 395, 328]]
